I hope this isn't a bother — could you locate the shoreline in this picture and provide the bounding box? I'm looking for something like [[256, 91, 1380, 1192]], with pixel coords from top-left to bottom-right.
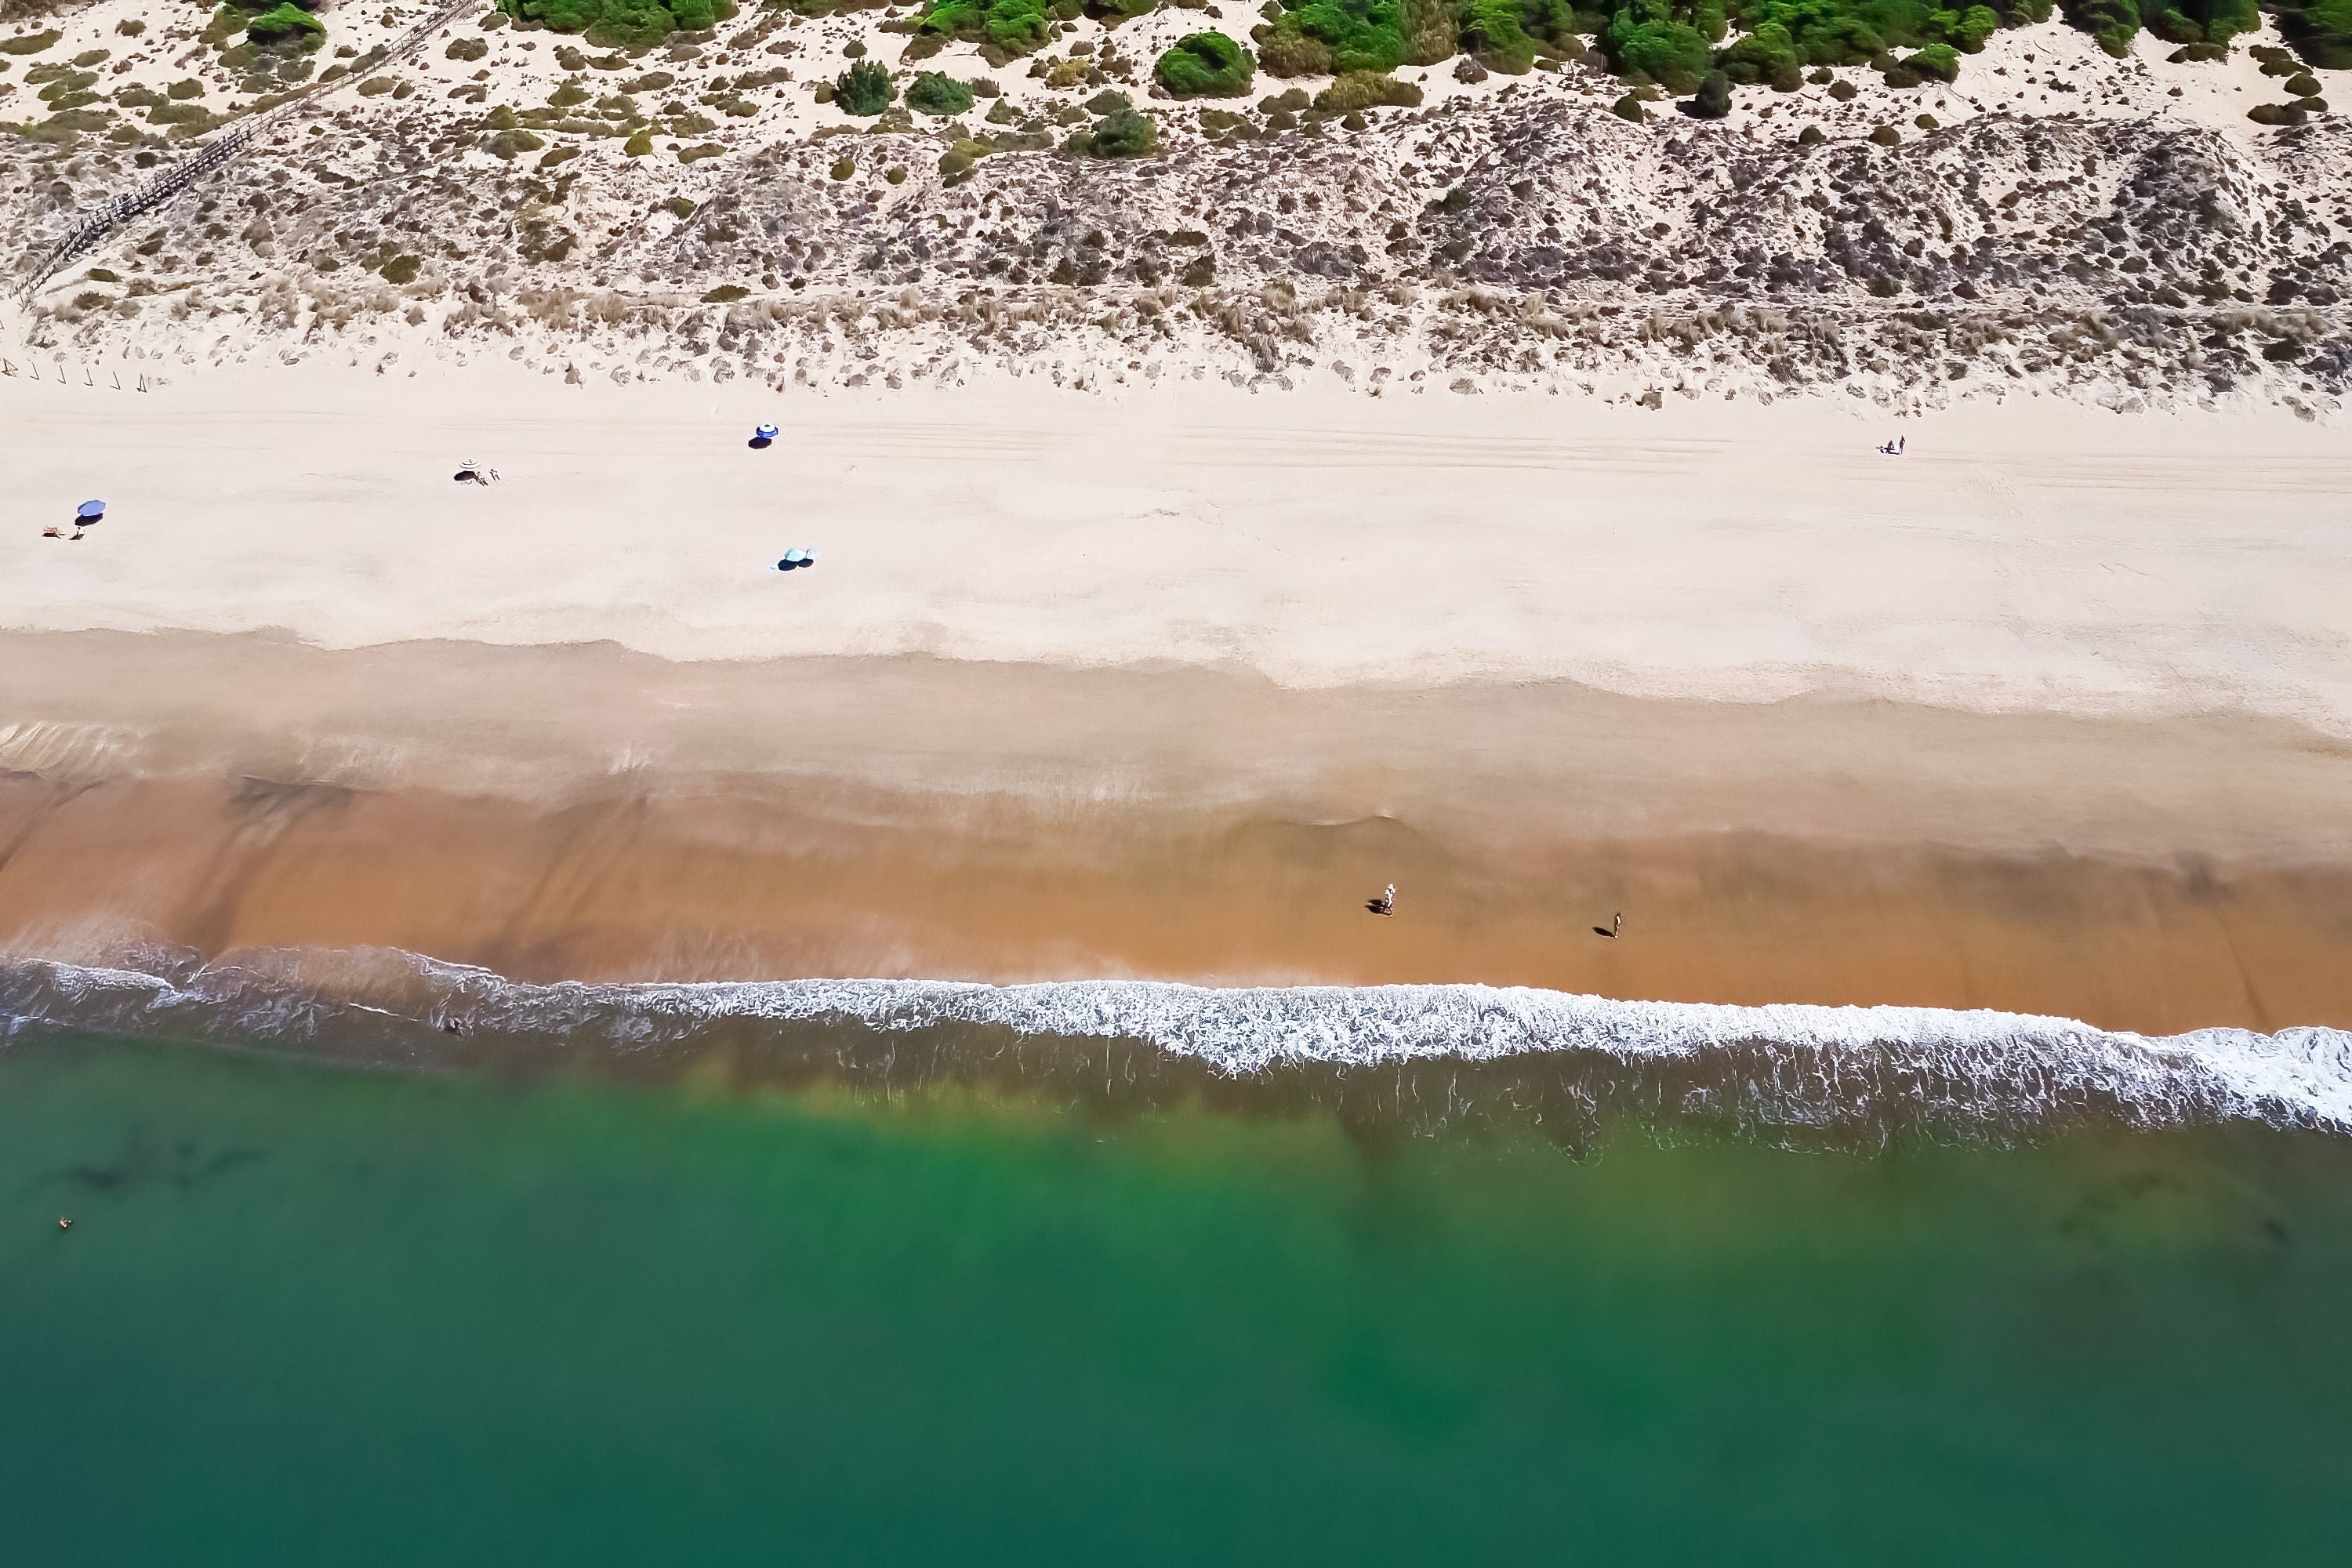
[[4, 633, 2350, 1036], [1, 382, 2347, 1035]]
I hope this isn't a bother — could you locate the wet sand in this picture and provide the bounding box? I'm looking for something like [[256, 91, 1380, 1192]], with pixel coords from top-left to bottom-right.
[[3, 633, 2349, 1036], [4, 376, 2349, 1036]]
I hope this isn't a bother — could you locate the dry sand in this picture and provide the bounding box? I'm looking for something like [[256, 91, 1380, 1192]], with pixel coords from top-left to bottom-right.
[[5, 366, 2350, 724], [2, 369, 2349, 1033]]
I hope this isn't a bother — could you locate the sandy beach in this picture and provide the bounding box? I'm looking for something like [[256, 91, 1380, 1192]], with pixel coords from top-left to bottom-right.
[[15, 4, 2352, 1554], [4, 366, 2350, 713], [2, 369, 2349, 1034]]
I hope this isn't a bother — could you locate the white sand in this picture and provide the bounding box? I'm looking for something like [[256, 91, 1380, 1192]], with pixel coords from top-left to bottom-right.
[[2, 361, 2350, 733]]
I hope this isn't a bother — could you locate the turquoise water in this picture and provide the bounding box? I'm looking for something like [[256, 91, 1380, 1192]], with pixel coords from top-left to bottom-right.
[[3, 1031, 2350, 1566]]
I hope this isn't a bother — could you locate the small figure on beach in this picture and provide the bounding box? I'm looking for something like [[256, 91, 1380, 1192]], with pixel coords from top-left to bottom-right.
[[452, 460, 501, 486], [1367, 884, 1396, 917], [57, 1216, 71, 1231], [775, 548, 822, 571], [441, 1016, 470, 1036], [45, 499, 107, 540], [1593, 913, 1623, 939], [1877, 436, 1907, 456]]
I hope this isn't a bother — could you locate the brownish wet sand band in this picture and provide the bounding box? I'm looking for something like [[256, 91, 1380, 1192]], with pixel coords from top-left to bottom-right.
[[3, 632, 2349, 1036]]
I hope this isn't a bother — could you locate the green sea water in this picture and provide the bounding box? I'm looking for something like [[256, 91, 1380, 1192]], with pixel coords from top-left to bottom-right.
[[3, 1032, 2349, 1566]]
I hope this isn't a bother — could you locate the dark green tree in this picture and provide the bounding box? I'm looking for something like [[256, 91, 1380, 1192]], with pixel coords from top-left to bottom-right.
[[834, 57, 895, 114], [1688, 64, 1733, 112]]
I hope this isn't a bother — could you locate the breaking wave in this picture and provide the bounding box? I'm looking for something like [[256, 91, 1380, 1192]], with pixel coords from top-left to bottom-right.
[[4, 947, 2349, 1149]]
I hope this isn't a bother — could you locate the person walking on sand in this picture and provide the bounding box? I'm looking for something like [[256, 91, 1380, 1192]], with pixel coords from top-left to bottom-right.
[[1369, 884, 1396, 917]]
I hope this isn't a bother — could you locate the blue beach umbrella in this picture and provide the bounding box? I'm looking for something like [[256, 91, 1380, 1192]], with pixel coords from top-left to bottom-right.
[[755, 423, 779, 441], [75, 500, 106, 521]]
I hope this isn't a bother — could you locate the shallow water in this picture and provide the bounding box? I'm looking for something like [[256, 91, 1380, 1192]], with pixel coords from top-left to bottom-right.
[[3, 1024, 2350, 1566]]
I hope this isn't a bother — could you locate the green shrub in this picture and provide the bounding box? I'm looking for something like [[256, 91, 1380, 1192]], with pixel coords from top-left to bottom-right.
[[1085, 89, 1133, 114], [1, 30, 62, 56], [904, 69, 974, 113], [834, 57, 894, 114], [168, 77, 205, 99], [1313, 68, 1424, 110], [1460, 0, 1537, 71], [938, 137, 991, 178], [1868, 122, 1899, 143], [1254, 30, 1333, 73], [1611, 89, 1646, 117], [2057, 0, 2256, 53], [2064, 0, 2141, 54], [1602, 0, 1712, 93], [1719, 20, 1800, 85], [499, 0, 728, 50], [703, 285, 749, 301], [1951, 3, 2001, 46], [2274, 0, 2352, 66], [1258, 0, 1410, 74], [1065, 104, 1154, 155], [245, 5, 325, 49], [918, 0, 1059, 56], [447, 36, 488, 60], [379, 253, 420, 284], [1688, 64, 1732, 112], [1904, 41, 1957, 76], [1403, 0, 1461, 62], [1711, 0, 2009, 77], [1156, 31, 1254, 96], [2140, 0, 2257, 44], [1796, 121, 1823, 140]]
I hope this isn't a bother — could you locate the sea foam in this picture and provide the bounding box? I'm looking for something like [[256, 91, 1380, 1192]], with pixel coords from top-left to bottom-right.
[[4, 949, 2348, 1145]]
